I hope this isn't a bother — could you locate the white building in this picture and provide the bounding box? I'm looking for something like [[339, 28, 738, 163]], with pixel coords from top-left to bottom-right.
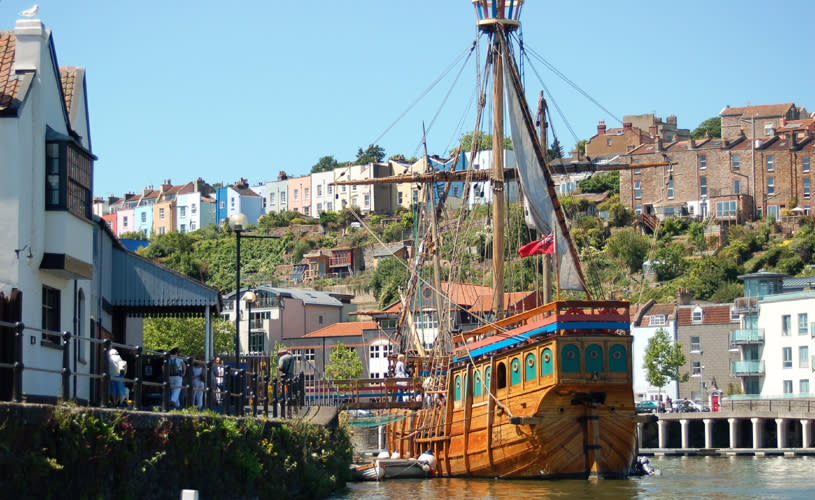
[[311, 170, 336, 215], [630, 303, 679, 402], [757, 291, 815, 397]]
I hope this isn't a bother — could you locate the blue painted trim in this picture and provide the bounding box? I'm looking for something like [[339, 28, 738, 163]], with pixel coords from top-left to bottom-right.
[[453, 321, 630, 361]]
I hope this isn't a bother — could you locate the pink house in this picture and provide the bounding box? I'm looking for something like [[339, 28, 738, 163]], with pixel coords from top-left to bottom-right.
[[288, 175, 311, 216]]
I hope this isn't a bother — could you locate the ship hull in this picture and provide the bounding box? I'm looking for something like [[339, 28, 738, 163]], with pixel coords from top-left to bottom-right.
[[384, 301, 638, 479]]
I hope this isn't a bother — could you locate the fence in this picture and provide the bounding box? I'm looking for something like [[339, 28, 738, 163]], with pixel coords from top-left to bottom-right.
[[0, 320, 304, 418]]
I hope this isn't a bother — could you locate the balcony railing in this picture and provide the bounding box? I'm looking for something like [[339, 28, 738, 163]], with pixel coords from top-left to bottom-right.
[[730, 360, 765, 376], [733, 297, 757, 314], [729, 328, 765, 345]]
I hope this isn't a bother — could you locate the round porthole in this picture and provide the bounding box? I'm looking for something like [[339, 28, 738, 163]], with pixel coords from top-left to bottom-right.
[[612, 350, 623, 360], [512, 361, 519, 373], [566, 350, 576, 360], [527, 357, 535, 367], [589, 350, 599, 359], [543, 352, 551, 363]]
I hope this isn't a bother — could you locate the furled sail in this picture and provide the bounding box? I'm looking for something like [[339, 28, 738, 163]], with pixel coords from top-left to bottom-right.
[[501, 39, 587, 292]]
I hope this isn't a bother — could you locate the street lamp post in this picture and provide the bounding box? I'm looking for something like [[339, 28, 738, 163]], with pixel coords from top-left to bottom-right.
[[229, 213, 279, 369]]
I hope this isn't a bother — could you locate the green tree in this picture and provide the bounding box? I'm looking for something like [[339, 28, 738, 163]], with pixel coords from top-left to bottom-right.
[[684, 256, 743, 300], [604, 228, 650, 272], [354, 144, 386, 165], [651, 242, 688, 281], [456, 132, 513, 153], [690, 117, 721, 140], [324, 342, 363, 380], [311, 155, 340, 173], [644, 328, 689, 395], [370, 257, 409, 307], [579, 171, 620, 194], [547, 138, 564, 160], [143, 317, 234, 358]]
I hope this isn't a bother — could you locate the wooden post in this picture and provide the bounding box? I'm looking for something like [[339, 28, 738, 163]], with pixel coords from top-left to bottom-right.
[[492, 34, 505, 319]]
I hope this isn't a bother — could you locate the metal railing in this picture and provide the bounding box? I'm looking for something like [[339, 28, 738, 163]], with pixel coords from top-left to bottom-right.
[[729, 328, 765, 344], [0, 320, 304, 418], [730, 359, 765, 376]]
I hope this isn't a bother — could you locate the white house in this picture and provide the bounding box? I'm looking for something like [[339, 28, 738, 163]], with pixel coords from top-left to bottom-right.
[[311, 169, 336, 215], [1, 19, 96, 401], [630, 303, 679, 402]]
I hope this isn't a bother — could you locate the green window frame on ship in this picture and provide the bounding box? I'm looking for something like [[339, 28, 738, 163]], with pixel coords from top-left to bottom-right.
[[586, 344, 604, 373], [541, 348, 553, 376], [525, 353, 536, 381], [510, 359, 522, 385], [609, 344, 627, 373], [474, 370, 482, 397], [562, 345, 580, 373]]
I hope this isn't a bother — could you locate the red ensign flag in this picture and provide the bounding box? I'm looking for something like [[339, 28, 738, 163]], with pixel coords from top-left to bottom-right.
[[518, 233, 555, 257]]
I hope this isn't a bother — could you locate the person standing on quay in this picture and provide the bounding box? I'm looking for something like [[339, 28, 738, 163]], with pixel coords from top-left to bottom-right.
[[191, 360, 205, 409], [212, 357, 225, 405], [165, 347, 186, 409]]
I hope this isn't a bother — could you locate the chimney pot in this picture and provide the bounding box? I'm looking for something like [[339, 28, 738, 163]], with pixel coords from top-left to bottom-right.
[[597, 120, 607, 135]]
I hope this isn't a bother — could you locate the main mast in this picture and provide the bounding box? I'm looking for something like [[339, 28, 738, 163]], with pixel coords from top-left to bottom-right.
[[474, 1, 523, 319]]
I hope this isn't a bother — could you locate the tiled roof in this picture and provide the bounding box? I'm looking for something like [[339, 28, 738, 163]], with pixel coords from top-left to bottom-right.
[[59, 66, 77, 115], [720, 103, 794, 118], [302, 321, 378, 338], [676, 304, 733, 326], [0, 33, 21, 112]]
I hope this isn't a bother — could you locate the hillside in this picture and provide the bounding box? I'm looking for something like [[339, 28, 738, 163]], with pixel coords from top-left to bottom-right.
[[133, 196, 815, 309]]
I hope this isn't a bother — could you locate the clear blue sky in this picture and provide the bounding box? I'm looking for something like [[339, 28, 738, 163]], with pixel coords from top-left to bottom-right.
[[6, 1, 815, 197]]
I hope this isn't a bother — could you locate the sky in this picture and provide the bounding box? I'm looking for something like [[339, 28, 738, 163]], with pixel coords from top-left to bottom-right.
[[4, 1, 815, 197]]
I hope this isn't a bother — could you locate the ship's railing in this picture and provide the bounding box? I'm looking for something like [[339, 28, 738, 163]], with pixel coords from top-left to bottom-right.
[[309, 377, 424, 409]]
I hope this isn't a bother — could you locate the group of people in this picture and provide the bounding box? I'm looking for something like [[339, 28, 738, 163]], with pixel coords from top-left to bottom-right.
[[164, 349, 228, 410]]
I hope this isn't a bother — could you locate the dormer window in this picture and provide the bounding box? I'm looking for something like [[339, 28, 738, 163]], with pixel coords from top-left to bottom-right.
[[45, 139, 93, 220], [691, 306, 703, 324], [650, 314, 666, 326]]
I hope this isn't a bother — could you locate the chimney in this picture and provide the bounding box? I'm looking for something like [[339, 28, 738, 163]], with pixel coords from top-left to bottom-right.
[[142, 187, 152, 196], [649, 124, 658, 137], [278, 171, 288, 181], [677, 288, 692, 305], [780, 118, 787, 127], [688, 137, 696, 150], [597, 120, 606, 135], [655, 136, 663, 152], [161, 179, 172, 192], [667, 115, 677, 126], [13, 19, 47, 72], [623, 122, 632, 131]]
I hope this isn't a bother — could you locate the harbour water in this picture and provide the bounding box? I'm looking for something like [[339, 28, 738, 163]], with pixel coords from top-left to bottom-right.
[[331, 456, 813, 499]]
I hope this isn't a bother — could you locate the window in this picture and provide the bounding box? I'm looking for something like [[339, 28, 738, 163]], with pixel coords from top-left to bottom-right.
[[765, 122, 774, 136], [767, 177, 774, 195], [318, 315, 324, 325], [230, 198, 235, 208], [293, 189, 299, 201], [316, 203, 322, 213], [804, 156, 811, 173], [730, 306, 739, 321], [783, 380, 793, 394], [691, 360, 701, 376], [633, 168, 641, 175], [650, 315, 666, 326], [783, 347, 792, 368], [607, 138, 612, 146], [159, 227, 166, 235], [327, 202, 333, 211], [45, 141, 93, 220], [699, 154, 707, 169], [159, 207, 165, 220], [799, 313, 809, 334], [269, 193, 275, 204], [635, 204, 642, 215], [782, 315, 791, 335], [691, 308, 703, 324], [41, 286, 61, 345], [800, 346, 809, 368], [191, 203, 197, 214], [804, 178, 811, 199], [801, 379, 810, 394], [280, 192, 286, 203], [141, 212, 147, 223], [317, 185, 322, 196], [304, 349, 315, 361], [634, 181, 642, 199], [369, 345, 380, 359], [179, 206, 186, 218], [327, 185, 333, 195], [190, 221, 196, 231], [398, 192, 404, 205], [219, 201, 225, 209], [180, 224, 186, 233], [716, 200, 737, 217], [733, 154, 740, 169], [364, 194, 370, 207], [700, 176, 707, 196], [734, 179, 741, 194], [667, 179, 674, 199], [122, 216, 129, 228], [452, 186, 459, 197], [249, 331, 264, 354], [666, 158, 674, 171], [767, 155, 774, 172], [304, 206, 310, 215], [305, 188, 310, 201], [690, 336, 701, 352]]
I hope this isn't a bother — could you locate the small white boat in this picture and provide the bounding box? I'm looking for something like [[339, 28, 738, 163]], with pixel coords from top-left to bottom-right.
[[350, 461, 385, 481], [376, 458, 432, 479]]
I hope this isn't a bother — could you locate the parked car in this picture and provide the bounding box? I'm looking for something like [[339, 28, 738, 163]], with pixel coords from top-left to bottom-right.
[[636, 400, 658, 413], [673, 399, 708, 412]]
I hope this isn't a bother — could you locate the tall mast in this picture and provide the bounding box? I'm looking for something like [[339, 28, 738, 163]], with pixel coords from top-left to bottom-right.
[[491, 33, 506, 319], [473, 0, 523, 319], [535, 90, 552, 304]]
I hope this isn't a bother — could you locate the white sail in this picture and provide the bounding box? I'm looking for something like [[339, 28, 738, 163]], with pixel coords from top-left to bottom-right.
[[502, 44, 586, 292]]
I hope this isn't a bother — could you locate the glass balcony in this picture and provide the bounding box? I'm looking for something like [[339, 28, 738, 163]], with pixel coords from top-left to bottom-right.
[[732, 297, 757, 314], [729, 328, 765, 345], [730, 360, 764, 376]]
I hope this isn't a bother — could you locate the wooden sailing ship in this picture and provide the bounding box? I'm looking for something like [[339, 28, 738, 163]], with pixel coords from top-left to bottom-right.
[[370, 1, 639, 478]]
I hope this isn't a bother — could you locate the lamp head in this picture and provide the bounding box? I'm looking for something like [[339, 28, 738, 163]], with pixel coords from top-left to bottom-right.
[[242, 290, 257, 303], [229, 213, 249, 231]]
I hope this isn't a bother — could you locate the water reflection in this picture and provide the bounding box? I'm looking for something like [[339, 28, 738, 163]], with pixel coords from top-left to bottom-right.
[[333, 457, 813, 500]]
